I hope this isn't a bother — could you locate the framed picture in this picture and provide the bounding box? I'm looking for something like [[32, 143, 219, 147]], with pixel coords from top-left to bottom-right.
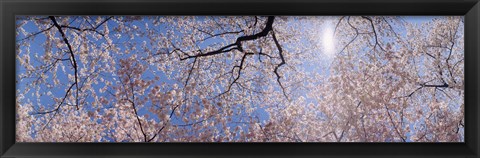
[[1, 0, 479, 157]]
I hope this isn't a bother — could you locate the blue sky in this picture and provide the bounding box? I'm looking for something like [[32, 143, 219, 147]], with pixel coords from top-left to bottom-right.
[[15, 16, 463, 142]]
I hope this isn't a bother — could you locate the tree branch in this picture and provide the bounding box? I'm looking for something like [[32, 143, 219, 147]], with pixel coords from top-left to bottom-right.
[[180, 16, 275, 61], [180, 16, 290, 99], [361, 16, 386, 52], [16, 24, 54, 42], [384, 104, 406, 142], [49, 16, 79, 110], [125, 74, 148, 142], [271, 30, 289, 100], [215, 52, 254, 97], [35, 82, 76, 131]]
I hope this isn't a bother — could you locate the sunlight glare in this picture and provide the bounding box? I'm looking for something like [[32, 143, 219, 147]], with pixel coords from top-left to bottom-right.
[[322, 23, 336, 58]]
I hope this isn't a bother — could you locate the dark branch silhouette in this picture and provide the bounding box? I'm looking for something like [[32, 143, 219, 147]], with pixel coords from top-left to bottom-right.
[[384, 104, 406, 142], [59, 16, 112, 36], [361, 16, 386, 52], [178, 16, 289, 100], [179, 16, 275, 61], [49, 16, 80, 110], [271, 30, 288, 100]]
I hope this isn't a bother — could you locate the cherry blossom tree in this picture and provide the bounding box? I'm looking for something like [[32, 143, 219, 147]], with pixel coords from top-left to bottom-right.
[[15, 16, 464, 142]]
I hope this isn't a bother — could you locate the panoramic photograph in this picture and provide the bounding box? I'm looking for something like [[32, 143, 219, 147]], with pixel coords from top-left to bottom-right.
[[15, 16, 464, 142]]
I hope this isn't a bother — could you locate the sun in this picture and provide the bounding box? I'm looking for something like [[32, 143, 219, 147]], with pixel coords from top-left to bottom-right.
[[321, 22, 336, 58]]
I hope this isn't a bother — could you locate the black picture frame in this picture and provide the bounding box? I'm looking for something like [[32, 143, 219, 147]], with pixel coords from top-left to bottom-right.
[[1, 0, 479, 157]]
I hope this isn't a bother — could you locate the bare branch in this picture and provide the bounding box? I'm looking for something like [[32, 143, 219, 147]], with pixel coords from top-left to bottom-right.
[[35, 82, 76, 131], [333, 16, 346, 36], [384, 104, 406, 142], [215, 52, 254, 97], [49, 16, 79, 110], [184, 57, 197, 86], [125, 74, 148, 142], [271, 30, 289, 100], [180, 16, 275, 60], [16, 24, 54, 42], [361, 16, 386, 52]]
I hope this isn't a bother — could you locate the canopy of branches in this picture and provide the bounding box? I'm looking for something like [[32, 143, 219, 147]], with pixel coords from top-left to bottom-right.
[[16, 16, 464, 142]]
